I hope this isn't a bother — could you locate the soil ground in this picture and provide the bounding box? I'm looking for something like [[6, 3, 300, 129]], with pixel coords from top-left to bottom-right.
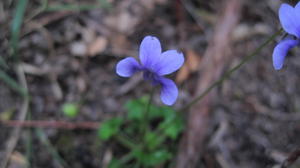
[[0, 0, 299, 168]]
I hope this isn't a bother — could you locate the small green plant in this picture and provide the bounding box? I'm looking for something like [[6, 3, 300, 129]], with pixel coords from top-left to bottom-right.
[[62, 103, 79, 118], [98, 97, 184, 167], [98, 117, 123, 140]]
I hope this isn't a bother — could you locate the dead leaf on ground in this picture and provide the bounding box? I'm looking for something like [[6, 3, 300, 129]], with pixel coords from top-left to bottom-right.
[[104, 11, 139, 34], [186, 50, 201, 71], [111, 34, 131, 56], [176, 64, 190, 84], [88, 36, 108, 56], [176, 50, 201, 84], [8, 151, 27, 168]]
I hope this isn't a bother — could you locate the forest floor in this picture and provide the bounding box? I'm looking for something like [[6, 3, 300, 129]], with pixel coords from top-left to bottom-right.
[[0, 0, 299, 168]]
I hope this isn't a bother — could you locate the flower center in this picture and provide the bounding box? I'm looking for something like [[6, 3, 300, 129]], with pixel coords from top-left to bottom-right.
[[143, 70, 159, 85]]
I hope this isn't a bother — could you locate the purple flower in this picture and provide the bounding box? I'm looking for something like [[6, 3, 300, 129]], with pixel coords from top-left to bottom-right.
[[273, 2, 300, 70], [116, 36, 184, 105]]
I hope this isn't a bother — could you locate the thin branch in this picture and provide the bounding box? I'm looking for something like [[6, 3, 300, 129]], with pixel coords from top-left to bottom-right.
[[176, 0, 243, 167], [1, 120, 100, 130], [282, 148, 300, 168], [179, 28, 282, 112]]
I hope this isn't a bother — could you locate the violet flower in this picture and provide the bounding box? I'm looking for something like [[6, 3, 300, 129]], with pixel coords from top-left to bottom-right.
[[116, 36, 184, 105], [273, 2, 300, 70]]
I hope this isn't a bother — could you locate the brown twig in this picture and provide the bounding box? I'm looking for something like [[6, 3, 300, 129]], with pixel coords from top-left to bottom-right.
[[1, 120, 100, 130], [282, 149, 300, 168], [22, 11, 73, 37], [175, 0, 243, 167]]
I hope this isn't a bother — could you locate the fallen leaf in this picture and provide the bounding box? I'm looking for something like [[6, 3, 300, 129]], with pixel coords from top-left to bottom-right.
[[104, 11, 139, 34], [176, 50, 201, 84], [186, 50, 201, 72], [176, 64, 190, 84], [9, 151, 27, 168], [111, 34, 131, 56], [88, 36, 108, 56]]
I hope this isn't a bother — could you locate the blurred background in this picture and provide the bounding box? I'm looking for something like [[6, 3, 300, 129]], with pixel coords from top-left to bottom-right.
[[0, 0, 300, 167]]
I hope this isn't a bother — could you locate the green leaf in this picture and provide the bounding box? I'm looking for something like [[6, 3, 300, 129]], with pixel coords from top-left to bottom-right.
[[62, 103, 79, 118], [98, 118, 123, 140], [0, 56, 8, 69], [163, 117, 184, 139], [0, 70, 27, 97], [159, 106, 176, 118], [132, 148, 172, 166], [132, 148, 144, 163], [11, 0, 28, 60], [124, 97, 184, 151], [108, 159, 122, 168], [158, 107, 184, 139], [147, 150, 172, 166], [125, 96, 168, 121], [123, 121, 139, 135], [145, 132, 162, 150], [125, 99, 144, 120]]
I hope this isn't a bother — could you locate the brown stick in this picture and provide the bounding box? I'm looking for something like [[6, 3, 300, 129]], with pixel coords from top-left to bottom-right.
[[282, 148, 300, 168], [175, 0, 243, 167], [1, 120, 100, 130]]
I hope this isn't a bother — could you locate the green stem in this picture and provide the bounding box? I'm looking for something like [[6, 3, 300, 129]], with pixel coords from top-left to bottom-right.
[[0, 70, 28, 97], [119, 152, 134, 164], [115, 134, 137, 150], [0, 56, 8, 69], [25, 0, 48, 23], [141, 87, 155, 137], [179, 29, 283, 112], [35, 128, 69, 167], [11, 0, 28, 61]]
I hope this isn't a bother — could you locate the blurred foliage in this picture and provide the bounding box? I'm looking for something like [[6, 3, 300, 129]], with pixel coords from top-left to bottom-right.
[[10, 0, 27, 59], [0, 0, 28, 97], [98, 97, 184, 167], [98, 117, 123, 141], [62, 103, 79, 118], [132, 148, 172, 167]]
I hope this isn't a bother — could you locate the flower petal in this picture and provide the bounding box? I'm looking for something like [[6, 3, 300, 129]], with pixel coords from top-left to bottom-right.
[[295, 1, 300, 12], [272, 39, 299, 70], [279, 4, 300, 38], [139, 36, 162, 69], [158, 77, 178, 106], [116, 57, 141, 77], [154, 50, 184, 75]]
